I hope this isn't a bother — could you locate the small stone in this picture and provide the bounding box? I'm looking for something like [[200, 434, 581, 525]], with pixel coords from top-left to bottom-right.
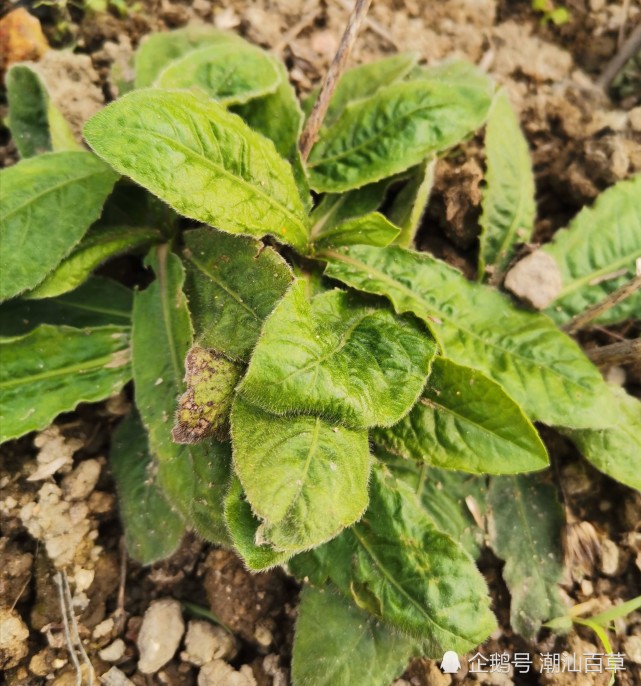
[[254, 623, 273, 648], [504, 251, 563, 309], [0, 607, 29, 669], [101, 666, 136, 686], [29, 648, 55, 676], [629, 107, 641, 132], [198, 660, 257, 686], [623, 635, 641, 664], [62, 459, 101, 500], [423, 659, 452, 685], [599, 539, 621, 576], [182, 620, 237, 666], [99, 639, 126, 662], [137, 599, 185, 674]]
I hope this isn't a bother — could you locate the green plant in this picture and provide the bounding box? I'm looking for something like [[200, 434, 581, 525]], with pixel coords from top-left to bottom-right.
[[532, 0, 571, 26], [1, 25, 640, 685]]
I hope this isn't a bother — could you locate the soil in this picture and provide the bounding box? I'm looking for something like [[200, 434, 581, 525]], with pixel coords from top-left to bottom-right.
[[1, 1, 641, 686]]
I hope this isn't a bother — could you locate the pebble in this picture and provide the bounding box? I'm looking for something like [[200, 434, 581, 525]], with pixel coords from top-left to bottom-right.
[[99, 639, 126, 662], [137, 599, 185, 674], [62, 459, 101, 500], [504, 251, 562, 310], [623, 635, 641, 664], [254, 623, 273, 648], [101, 666, 136, 686], [198, 659, 257, 686], [599, 539, 621, 576], [182, 620, 237, 666], [0, 607, 29, 669]]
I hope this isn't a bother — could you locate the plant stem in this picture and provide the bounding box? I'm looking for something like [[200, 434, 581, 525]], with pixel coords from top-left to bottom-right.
[[586, 338, 641, 367], [598, 20, 641, 90], [298, 0, 373, 161]]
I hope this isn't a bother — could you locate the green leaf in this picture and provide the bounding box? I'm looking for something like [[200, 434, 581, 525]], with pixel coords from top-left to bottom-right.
[[0, 324, 131, 443], [183, 228, 292, 361], [313, 212, 399, 250], [543, 175, 641, 325], [6, 64, 80, 158], [110, 410, 184, 564], [224, 476, 291, 571], [478, 90, 535, 281], [0, 152, 119, 301], [389, 160, 435, 248], [172, 346, 243, 443], [0, 277, 132, 337], [373, 357, 548, 474], [307, 70, 494, 193], [564, 385, 641, 490], [132, 245, 192, 462], [292, 585, 418, 686], [302, 52, 420, 125], [488, 473, 566, 640], [84, 90, 309, 251], [239, 282, 436, 428], [26, 225, 161, 299], [323, 245, 615, 429], [291, 465, 496, 653], [134, 25, 245, 88], [155, 44, 281, 105], [230, 395, 371, 552]]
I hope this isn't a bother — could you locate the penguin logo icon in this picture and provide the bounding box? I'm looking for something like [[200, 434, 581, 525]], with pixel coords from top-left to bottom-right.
[[440, 651, 461, 673]]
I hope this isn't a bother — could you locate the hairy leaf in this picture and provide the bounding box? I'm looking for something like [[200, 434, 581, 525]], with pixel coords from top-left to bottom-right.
[[0, 324, 131, 443], [389, 160, 435, 248], [172, 346, 243, 443], [323, 245, 615, 429], [565, 386, 641, 490], [313, 212, 399, 250], [154, 44, 281, 105], [240, 282, 436, 428], [543, 175, 641, 325], [0, 277, 132, 337], [488, 474, 565, 639], [231, 396, 371, 552], [84, 90, 309, 250], [0, 152, 119, 301], [291, 465, 496, 653], [183, 228, 292, 361], [292, 585, 418, 686], [307, 71, 494, 192], [478, 90, 535, 280], [302, 52, 419, 125], [110, 410, 184, 564], [26, 225, 161, 299], [134, 25, 244, 88], [224, 476, 291, 571], [374, 357, 548, 474]]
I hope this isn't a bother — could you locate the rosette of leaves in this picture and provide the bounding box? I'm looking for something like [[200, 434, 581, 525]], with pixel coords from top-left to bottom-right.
[[1, 26, 640, 686]]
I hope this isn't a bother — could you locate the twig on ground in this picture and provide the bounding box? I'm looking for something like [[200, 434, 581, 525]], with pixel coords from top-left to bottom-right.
[[55, 571, 83, 686], [586, 337, 641, 367], [299, 0, 373, 161], [334, 0, 400, 49], [619, 0, 631, 48], [598, 20, 641, 90], [113, 536, 128, 634], [563, 274, 641, 335]]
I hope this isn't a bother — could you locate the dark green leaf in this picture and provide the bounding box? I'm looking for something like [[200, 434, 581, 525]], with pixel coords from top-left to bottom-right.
[[0, 152, 119, 301], [324, 245, 615, 429], [110, 410, 184, 564], [388, 160, 435, 248], [84, 90, 309, 250], [183, 228, 292, 361], [0, 324, 131, 443]]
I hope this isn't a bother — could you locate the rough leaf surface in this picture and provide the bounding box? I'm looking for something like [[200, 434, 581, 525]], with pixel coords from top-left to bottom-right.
[[313, 212, 399, 250]]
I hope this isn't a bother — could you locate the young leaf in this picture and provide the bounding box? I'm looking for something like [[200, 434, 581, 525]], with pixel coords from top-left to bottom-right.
[[6, 64, 80, 158], [132, 245, 192, 462], [182, 228, 292, 361], [564, 385, 641, 490], [172, 346, 243, 443], [0, 324, 131, 443], [313, 212, 400, 250], [239, 282, 436, 428], [323, 245, 615, 430], [110, 410, 184, 564], [478, 90, 535, 280], [84, 90, 309, 251], [291, 465, 496, 653], [25, 225, 161, 299], [389, 160, 435, 248], [154, 44, 281, 105], [0, 277, 132, 337], [488, 474, 566, 639], [0, 152, 119, 301], [292, 585, 419, 686], [230, 396, 371, 552], [134, 25, 245, 88], [373, 357, 548, 474], [302, 52, 420, 125], [307, 72, 494, 193], [543, 175, 641, 325], [224, 476, 291, 571]]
